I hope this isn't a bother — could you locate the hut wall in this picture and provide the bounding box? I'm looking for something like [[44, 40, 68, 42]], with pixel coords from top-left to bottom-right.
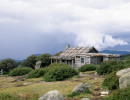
[[103, 57, 109, 61], [90, 57, 97, 65], [90, 56, 103, 65], [85, 56, 91, 64], [75, 56, 81, 68]]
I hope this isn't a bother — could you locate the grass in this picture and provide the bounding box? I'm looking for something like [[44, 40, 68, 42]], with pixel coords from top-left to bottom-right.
[[0, 71, 105, 100]]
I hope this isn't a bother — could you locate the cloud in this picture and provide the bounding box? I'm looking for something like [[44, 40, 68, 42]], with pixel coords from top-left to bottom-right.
[[0, 0, 130, 59]]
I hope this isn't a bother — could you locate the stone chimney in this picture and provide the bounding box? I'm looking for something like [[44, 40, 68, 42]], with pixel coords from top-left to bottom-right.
[[66, 45, 70, 49]]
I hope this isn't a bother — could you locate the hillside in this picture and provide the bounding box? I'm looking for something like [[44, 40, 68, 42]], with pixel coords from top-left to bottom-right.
[[100, 50, 130, 55]]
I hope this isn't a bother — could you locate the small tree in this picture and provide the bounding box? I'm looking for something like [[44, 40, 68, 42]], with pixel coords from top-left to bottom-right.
[[36, 53, 51, 67], [0, 58, 16, 73], [21, 55, 37, 69]]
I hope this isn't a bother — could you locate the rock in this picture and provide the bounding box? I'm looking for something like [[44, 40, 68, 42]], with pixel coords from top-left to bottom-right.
[[72, 83, 88, 93], [95, 72, 97, 75], [23, 82, 32, 86], [119, 72, 130, 89], [100, 95, 106, 96], [38, 90, 65, 100], [116, 68, 130, 78], [35, 61, 42, 69], [81, 98, 90, 100], [100, 91, 109, 95]]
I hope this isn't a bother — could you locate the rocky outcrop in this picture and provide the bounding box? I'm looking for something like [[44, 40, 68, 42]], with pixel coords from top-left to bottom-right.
[[116, 68, 130, 78], [119, 72, 130, 89], [35, 61, 42, 69], [38, 90, 65, 100], [72, 83, 88, 93], [116, 68, 130, 89]]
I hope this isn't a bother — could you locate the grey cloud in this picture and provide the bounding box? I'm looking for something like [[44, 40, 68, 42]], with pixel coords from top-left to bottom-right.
[[0, 0, 130, 59]]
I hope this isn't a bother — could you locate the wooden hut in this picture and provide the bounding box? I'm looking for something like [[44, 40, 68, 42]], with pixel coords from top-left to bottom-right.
[[50, 45, 120, 68]]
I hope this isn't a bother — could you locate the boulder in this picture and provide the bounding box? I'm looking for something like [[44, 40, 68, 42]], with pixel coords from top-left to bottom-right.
[[72, 83, 88, 93], [35, 61, 42, 69], [81, 98, 90, 100], [116, 68, 130, 78], [119, 72, 130, 89], [38, 90, 65, 100]]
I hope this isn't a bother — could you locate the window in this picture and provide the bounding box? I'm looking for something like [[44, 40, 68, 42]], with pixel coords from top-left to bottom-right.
[[73, 59, 75, 63], [81, 58, 84, 63]]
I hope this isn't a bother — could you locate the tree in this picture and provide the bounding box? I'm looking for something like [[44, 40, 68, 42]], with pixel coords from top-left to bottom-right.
[[0, 58, 16, 73], [21, 55, 37, 69], [36, 53, 51, 67], [54, 51, 63, 56]]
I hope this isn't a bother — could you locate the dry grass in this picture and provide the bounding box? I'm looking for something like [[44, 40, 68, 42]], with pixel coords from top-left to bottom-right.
[[0, 71, 106, 100]]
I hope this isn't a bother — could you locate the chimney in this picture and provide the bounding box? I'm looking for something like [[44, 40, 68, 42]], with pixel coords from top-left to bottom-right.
[[66, 45, 70, 49]]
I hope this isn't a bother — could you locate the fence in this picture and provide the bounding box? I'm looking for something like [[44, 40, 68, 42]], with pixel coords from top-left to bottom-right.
[[0, 69, 3, 76]]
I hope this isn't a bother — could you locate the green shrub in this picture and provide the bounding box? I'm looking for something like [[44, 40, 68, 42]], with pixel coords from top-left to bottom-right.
[[68, 92, 80, 98], [68, 89, 92, 98], [105, 87, 130, 100], [102, 72, 119, 90], [97, 60, 125, 75], [44, 63, 79, 82], [123, 57, 130, 67], [9, 66, 33, 76], [27, 68, 49, 78], [0, 93, 21, 100], [79, 64, 96, 72]]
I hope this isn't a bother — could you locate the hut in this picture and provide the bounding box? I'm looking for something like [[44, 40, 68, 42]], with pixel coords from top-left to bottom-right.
[[50, 45, 120, 68]]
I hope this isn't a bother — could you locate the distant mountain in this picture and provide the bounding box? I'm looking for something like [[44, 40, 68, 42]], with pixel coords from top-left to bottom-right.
[[15, 60, 24, 62], [100, 50, 130, 55], [35, 54, 42, 56]]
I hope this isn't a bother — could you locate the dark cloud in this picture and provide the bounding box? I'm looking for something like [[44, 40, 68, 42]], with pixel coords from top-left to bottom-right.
[[0, 0, 130, 59]]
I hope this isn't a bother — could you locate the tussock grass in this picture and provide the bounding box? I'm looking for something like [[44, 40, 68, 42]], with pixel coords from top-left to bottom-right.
[[0, 71, 105, 100]]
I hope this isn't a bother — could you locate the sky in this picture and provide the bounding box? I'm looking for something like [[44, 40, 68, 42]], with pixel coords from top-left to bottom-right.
[[0, 0, 130, 60]]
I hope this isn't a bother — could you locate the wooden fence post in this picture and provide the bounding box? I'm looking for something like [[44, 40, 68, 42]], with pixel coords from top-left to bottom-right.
[[0, 69, 3, 76]]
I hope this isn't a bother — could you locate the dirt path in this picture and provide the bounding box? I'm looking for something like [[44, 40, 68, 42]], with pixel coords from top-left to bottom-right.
[[79, 72, 106, 100]]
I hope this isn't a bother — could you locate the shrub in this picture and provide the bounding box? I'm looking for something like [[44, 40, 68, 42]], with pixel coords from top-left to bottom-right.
[[21, 55, 37, 69], [36, 53, 51, 67], [44, 63, 79, 82], [105, 87, 130, 100], [68, 89, 92, 98], [27, 68, 49, 78], [97, 60, 125, 75], [0, 93, 21, 100], [102, 72, 119, 90], [68, 92, 80, 98], [123, 57, 130, 67], [79, 64, 96, 72], [9, 66, 33, 76], [0, 58, 16, 73]]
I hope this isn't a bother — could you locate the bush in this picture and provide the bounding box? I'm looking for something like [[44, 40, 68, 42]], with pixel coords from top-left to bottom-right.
[[96, 60, 125, 75], [79, 64, 96, 72], [102, 72, 119, 90], [68, 92, 80, 98], [21, 55, 37, 69], [36, 53, 51, 67], [0, 93, 21, 100], [0, 58, 16, 73], [44, 63, 79, 82], [105, 87, 130, 100], [9, 66, 33, 76], [27, 68, 49, 78], [68, 89, 92, 98]]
